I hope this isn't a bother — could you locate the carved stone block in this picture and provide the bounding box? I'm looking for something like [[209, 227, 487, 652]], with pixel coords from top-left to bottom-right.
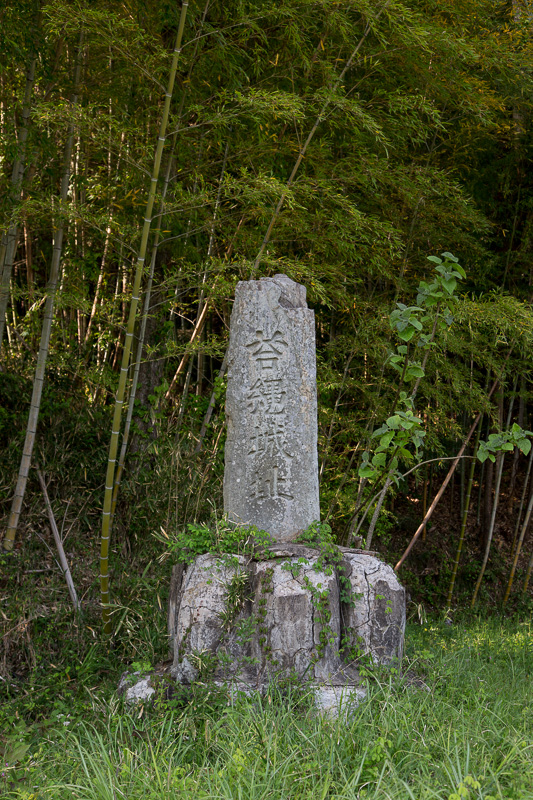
[[224, 275, 320, 541]]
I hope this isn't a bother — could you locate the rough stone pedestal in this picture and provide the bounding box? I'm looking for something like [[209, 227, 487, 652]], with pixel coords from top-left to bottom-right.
[[168, 546, 406, 711]]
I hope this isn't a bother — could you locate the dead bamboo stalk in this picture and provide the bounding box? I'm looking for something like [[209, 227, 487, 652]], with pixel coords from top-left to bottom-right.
[[164, 299, 210, 400], [36, 467, 81, 614]]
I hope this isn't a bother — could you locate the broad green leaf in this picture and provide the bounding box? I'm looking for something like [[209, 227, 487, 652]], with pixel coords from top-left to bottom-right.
[[441, 278, 457, 294], [441, 251, 458, 263], [519, 439, 531, 456], [397, 326, 416, 341], [379, 431, 395, 448]]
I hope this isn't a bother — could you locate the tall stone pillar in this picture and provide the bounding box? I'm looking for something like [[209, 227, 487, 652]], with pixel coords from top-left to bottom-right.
[[224, 274, 319, 541]]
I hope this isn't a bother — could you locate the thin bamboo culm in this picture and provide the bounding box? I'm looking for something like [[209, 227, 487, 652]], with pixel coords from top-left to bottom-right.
[[510, 442, 533, 559], [523, 547, 533, 595], [504, 481, 533, 603], [446, 423, 482, 607], [99, 3, 189, 633], [0, 56, 37, 353], [471, 389, 516, 606], [3, 38, 83, 552]]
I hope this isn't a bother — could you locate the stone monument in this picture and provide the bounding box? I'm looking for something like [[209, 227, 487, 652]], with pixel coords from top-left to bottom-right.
[[224, 274, 319, 539], [168, 274, 406, 713]]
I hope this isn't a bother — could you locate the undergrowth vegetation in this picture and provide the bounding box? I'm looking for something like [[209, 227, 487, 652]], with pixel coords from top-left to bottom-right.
[[2, 618, 532, 800]]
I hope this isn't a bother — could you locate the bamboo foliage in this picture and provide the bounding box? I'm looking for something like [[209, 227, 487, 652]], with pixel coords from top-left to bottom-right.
[[250, 0, 391, 274], [99, 2, 189, 633], [3, 35, 84, 552]]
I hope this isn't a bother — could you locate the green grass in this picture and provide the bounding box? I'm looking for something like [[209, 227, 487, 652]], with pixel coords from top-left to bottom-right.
[[2, 617, 533, 800]]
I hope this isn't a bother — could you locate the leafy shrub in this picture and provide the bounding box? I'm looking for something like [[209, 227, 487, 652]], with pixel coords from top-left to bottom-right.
[[157, 518, 273, 565]]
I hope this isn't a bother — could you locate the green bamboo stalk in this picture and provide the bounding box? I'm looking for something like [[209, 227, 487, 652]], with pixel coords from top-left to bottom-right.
[[100, 3, 189, 633], [3, 37, 83, 552], [446, 423, 482, 608], [0, 55, 37, 353], [109, 137, 178, 522]]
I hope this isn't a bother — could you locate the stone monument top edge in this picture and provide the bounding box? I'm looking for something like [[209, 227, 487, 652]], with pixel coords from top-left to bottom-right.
[[234, 273, 307, 311]]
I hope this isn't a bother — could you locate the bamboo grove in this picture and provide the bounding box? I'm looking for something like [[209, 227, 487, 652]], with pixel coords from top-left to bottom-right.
[[2, 0, 533, 624]]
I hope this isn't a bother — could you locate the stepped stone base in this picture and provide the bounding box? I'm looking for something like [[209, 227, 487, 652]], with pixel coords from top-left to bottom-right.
[[168, 545, 405, 707]]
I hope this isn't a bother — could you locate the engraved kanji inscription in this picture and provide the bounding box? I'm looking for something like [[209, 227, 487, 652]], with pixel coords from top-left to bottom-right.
[[247, 377, 286, 415], [251, 464, 293, 500], [245, 330, 288, 371], [245, 329, 293, 501]]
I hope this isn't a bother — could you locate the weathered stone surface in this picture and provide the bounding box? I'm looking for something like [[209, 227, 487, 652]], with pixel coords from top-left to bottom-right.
[[314, 684, 367, 717], [224, 274, 319, 541], [340, 554, 406, 665], [171, 553, 252, 684], [251, 556, 344, 684], [117, 672, 156, 704], [254, 543, 326, 561], [170, 552, 359, 687]]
